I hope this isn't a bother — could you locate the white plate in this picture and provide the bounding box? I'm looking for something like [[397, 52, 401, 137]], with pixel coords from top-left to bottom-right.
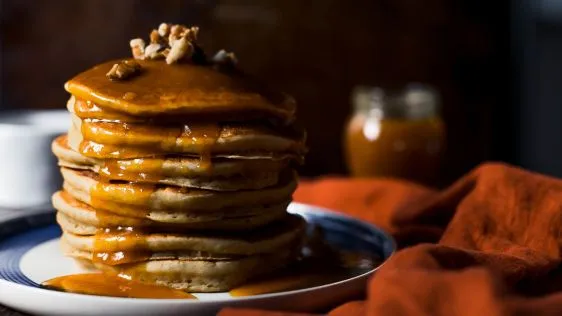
[[0, 203, 395, 316]]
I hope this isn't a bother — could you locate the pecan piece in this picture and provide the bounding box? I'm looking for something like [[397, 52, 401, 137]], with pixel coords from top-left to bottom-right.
[[166, 36, 194, 65], [129, 38, 146, 60], [106, 60, 142, 81]]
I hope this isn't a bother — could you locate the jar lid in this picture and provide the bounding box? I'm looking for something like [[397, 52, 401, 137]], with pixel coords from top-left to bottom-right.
[[352, 84, 440, 119]]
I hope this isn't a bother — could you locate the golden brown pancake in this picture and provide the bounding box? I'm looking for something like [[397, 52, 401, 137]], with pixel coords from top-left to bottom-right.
[[67, 114, 305, 159], [53, 135, 290, 191], [65, 59, 296, 120], [64, 243, 299, 292], [60, 167, 297, 214], [52, 26, 308, 293], [59, 213, 305, 255], [53, 191, 289, 230]]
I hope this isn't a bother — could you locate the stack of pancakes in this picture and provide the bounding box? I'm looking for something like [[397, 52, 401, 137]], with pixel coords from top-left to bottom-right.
[[51, 56, 307, 291]]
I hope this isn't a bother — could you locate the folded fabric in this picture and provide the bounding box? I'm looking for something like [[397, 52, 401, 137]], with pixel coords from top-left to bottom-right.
[[218, 163, 562, 316]]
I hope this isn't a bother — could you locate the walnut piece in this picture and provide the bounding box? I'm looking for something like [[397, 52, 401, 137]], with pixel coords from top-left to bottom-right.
[[168, 24, 184, 46], [129, 23, 205, 64], [144, 43, 163, 59], [158, 23, 170, 37], [106, 60, 142, 81], [150, 29, 161, 44], [181, 27, 199, 42], [166, 36, 193, 64], [130, 38, 145, 60]]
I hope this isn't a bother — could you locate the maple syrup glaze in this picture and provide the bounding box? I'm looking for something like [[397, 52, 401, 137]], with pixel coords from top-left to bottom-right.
[[72, 98, 291, 124], [230, 261, 375, 296], [65, 59, 295, 120], [89, 182, 154, 218], [94, 205, 148, 227], [42, 273, 195, 299], [72, 98, 136, 122], [229, 252, 377, 296], [58, 191, 146, 228], [56, 134, 295, 182], [230, 229, 381, 296], [98, 157, 219, 182], [61, 189, 262, 231], [93, 226, 151, 266], [79, 141, 158, 159], [78, 139, 304, 161], [100, 158, 165, 182], [44, 243, 378, 298], [80, 120, 221, 155], [51, 54, 312, 299], [89, 177, 154, 265]]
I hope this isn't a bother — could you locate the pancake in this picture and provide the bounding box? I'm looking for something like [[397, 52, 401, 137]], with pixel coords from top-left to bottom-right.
[[53, 135, 293, 191], [60, 167, 297, 214], [61, 238, 244, 262], [67, 114, 305, 159], [59, 213, 305, 255], [54, 191, 288, 230], [65, 59, 296, 120], [67, 96, 282, 124], [63, 241, 299, 292], [51, 24, 308, 294]]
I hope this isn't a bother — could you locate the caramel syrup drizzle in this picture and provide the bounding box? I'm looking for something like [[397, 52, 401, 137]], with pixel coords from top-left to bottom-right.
[[81, 108, 220, 278], [79, 119, 221, 159], [229, 226, 381, 297], [90, 181, 153, 266], [228, 249, 379, 296], [42, 273, 195, 299], [93, 226, 151, 266], [100, 158, 165, 183], [53, 102, 337, 298]]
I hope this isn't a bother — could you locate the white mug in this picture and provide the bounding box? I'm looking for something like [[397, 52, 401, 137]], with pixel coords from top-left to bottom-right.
[[0, 110, 69, 208]]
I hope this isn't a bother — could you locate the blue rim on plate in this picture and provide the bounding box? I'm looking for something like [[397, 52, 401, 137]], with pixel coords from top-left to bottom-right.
[[0, 209, 57, 287], [0, 203, 395, 301]]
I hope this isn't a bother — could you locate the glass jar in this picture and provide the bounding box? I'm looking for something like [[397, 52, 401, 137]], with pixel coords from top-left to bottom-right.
[[344, 84, 445, 185]]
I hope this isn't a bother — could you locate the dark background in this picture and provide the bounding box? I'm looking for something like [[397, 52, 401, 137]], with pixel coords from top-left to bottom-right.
[[1, 0, 559, 184]]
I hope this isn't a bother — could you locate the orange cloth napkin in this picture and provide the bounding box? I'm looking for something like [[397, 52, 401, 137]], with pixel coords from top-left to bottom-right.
[[219, 163, 562, 316]]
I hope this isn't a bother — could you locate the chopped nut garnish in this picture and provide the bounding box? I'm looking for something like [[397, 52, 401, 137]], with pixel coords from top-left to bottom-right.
[[182, 27, 199, 42], [168, 25, 182, 46], [166, 36, 193, 64], [130, 38, 145, 60], [150, 29, 161, 44], [128, 23, 206, 64], [144, 43, 163, 59], [106, 60, 142, 81], [158, 23, 170, 37]]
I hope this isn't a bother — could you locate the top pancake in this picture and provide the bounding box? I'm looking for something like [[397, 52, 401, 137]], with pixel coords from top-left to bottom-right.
[[64, 59, 296, 120]]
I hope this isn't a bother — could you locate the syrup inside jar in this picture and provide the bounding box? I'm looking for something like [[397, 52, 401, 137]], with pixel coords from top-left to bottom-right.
[[344, 85, 445, 185]]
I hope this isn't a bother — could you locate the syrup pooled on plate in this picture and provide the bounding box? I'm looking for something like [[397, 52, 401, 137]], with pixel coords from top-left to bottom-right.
[[230, 225, 381, 296], [41, 225, 380, 299], [42, 273, 195, 299]]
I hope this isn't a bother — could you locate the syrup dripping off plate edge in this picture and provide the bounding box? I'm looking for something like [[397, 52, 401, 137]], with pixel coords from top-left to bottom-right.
[[0, 203, 395, 316]]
